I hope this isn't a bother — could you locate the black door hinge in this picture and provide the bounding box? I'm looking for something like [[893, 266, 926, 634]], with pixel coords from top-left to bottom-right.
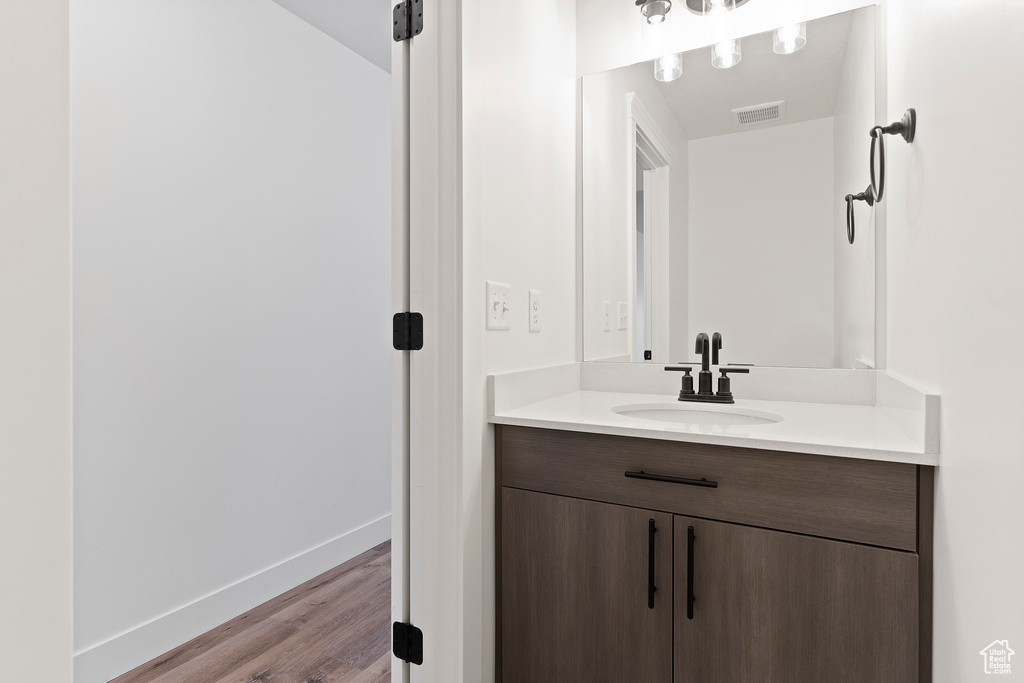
[[393, 0, 423, 42], [393, 621, 423, 665], [393, 312, 423, 351]]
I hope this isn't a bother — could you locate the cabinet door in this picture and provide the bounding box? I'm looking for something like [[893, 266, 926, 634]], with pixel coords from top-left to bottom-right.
[[501, 488, 673, 683], [674, 517, 918, 683]]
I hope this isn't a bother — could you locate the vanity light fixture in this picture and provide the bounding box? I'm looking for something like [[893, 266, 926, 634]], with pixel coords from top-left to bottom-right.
[[655, 53, 683, 82], [636, 0, 672, 25], [683, 0, 749, 12], [705, 0, 742, 68], [773, 23, 806, 54]]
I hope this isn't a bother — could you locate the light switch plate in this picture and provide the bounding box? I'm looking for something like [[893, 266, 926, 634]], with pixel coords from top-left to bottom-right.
[[486, 281, 511, 330], [617, 302, 628, 330], [603, 301, 611, 331], [529, 290, 542, 333]]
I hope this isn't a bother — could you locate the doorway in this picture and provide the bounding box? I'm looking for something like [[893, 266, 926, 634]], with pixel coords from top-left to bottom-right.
[[628, 94, 673, 363]]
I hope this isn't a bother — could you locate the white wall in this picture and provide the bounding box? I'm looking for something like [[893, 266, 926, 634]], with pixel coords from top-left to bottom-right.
[[832, 6, 876, 368], [581, 63, 689, 362], [71, 2, 391, 680], [461, 0, 578, 679], [0, 1, 73, 679], [689, 118, 835, 368], [882, 1, 1024, 679]]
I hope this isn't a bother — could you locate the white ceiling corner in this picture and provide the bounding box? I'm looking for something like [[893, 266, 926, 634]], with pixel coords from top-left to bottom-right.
[[270, 0, 393, 73]]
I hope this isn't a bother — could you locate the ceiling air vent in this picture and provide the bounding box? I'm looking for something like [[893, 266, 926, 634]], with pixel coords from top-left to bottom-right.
[[732, 100, 786, 127]]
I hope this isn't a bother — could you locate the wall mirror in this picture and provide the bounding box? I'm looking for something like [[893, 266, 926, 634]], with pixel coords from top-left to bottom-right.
[[581, 6, 878, 368]]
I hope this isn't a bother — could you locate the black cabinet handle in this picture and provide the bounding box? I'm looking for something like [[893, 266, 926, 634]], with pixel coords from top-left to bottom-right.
[[648, 518, 657, 609], [687, 525, 696, 620], [625, 471, 718, 488]]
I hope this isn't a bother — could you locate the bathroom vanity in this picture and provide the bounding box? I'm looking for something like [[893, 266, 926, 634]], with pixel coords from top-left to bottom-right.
[[490, 365, 938, 683], [490, 5, 937, 679]]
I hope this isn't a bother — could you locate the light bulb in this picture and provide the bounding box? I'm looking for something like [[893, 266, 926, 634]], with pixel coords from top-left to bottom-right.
[[704, 0, 737, 67], [712, 38, 741, 68], [705, 0, 727, 16], [773, 23, 806, 54], [640, 0, 672, 25], [655, 53, 683, 82]]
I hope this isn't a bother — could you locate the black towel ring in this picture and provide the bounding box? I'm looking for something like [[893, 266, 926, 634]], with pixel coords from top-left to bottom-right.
[[869, 108, 916, 203], [845, 185, 875, 245], [870, 127, 886, 202]]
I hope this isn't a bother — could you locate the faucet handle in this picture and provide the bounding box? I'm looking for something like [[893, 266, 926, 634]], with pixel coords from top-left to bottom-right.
[[665, 365, 695, 398], [716, 367, 749, 400], [664, 365, 694, 372]]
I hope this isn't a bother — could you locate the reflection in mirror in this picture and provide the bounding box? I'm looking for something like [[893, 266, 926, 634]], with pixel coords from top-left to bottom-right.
[[582, 7, 877, 369], [635, 156, 647, 361]]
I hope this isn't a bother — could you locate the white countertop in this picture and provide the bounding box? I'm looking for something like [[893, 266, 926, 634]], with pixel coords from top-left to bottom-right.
[[490, 390, 937, 466]]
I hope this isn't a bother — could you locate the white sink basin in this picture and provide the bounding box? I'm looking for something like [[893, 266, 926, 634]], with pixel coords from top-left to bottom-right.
[[612, 403, 784, 427]]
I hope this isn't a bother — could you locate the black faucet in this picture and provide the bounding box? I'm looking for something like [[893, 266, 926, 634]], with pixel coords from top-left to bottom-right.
[[664, 332, 749, 404], [694, 333, 713, 395]]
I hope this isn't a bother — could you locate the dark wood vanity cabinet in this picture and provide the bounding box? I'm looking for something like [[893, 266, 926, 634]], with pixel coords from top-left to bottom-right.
[[496, 426, 934, 683], [501, 488, 673, 683], [674, 516, 918, 683]]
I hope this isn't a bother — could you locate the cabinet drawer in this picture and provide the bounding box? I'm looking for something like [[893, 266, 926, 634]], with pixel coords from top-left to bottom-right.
[[499, 426, 919, 551]]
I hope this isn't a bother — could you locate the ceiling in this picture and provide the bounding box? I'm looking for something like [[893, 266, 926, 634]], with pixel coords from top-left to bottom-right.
[[655, 10, 855, 139], [271, 0, 393, 73]]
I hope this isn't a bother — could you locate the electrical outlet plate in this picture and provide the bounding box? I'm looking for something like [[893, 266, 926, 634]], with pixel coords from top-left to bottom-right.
[[603, 301, 611, 331], [529, 290, 542, 333], [486, 281, 511, 330], [617, 302, 628, 330]]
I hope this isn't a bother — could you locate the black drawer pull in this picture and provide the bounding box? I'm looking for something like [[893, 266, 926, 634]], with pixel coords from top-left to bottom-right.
[[647, 519, 657, 609], [687, 525, 696, 620], [625, 470, 718, 488]]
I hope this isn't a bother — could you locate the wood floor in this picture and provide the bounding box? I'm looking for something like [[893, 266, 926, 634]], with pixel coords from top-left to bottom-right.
[[112, 541, 391, 683]]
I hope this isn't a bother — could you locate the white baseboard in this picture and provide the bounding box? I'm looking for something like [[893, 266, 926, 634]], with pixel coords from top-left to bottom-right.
[[74, 514, 391, 683]]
